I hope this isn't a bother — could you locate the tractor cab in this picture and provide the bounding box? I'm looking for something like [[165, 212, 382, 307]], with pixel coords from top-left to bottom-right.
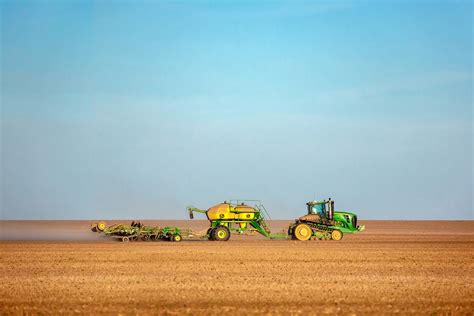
[[306, 199, 334, 221]]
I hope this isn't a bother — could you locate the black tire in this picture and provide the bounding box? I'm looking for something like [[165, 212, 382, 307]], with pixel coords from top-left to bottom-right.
[[212, 225, 231, 241], [288, 226, 297, 240], [207, 228, 215, 241]]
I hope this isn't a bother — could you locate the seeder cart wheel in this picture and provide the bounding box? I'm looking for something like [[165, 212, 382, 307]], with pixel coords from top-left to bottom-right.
[[172, 234, 182, 242], [122, 236, 130, 243], [207, 228, 215, 241], [212, 226, 231, 241], [331, 230, 343, 241]]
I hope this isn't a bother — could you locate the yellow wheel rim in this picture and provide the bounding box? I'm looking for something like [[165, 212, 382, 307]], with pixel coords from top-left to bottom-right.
[[97, 222, 106, 231], [295, 224, 311, 241], [217, 230, 227, 239], [331, 230, 342, 241], [175, 235, 181, 242]]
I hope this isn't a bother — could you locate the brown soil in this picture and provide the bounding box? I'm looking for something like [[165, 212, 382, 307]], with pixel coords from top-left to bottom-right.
[[1, 221, 473, 314]]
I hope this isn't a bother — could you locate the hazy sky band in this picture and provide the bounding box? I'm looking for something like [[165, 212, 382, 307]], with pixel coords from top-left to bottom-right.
[[1, 1, 472, 220]]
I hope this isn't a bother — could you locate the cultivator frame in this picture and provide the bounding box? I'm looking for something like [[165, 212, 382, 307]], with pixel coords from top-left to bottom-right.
[[91, 221, 183, 242]]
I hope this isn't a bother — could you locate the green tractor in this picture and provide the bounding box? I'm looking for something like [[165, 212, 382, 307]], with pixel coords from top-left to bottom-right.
[[288, 198, 365, 241]]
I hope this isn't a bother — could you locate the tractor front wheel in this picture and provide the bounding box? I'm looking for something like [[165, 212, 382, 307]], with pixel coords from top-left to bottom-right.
[[172, 234, 182, 242], [331, 230, 343, 241], [212, 226, 231, 241], [293, 223, 312, 241]]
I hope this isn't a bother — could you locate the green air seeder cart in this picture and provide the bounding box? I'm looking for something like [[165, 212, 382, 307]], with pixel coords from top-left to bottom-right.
[[187, 200, 278, 241]]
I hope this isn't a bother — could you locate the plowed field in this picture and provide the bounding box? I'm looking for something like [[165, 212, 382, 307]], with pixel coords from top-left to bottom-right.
[[1, 221, 473, 314]]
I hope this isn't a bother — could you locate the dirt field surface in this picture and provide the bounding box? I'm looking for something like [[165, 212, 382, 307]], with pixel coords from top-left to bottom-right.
[[1, 220, 473, 314]]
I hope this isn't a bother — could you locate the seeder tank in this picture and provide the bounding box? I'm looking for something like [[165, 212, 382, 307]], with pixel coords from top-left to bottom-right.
[[206, 202, 258, 220], [188, 200, 271, 241]]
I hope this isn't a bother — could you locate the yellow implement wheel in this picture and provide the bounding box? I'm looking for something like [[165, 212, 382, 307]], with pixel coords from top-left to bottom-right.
[[294, 223, 312, 241], [331, 230, 343, 241], [172, 234, 182, 242], [212, 226, 231, 241], [97, 222, 107, 231]]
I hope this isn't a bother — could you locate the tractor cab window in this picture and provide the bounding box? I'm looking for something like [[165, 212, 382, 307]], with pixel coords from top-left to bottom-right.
[[309, 203, 326, 216]]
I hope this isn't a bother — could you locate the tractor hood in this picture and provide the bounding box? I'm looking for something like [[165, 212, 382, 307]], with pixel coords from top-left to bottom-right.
[[334, 211, 357, 217], [333, 211, 365, 233], [336, 211, 365, 231]]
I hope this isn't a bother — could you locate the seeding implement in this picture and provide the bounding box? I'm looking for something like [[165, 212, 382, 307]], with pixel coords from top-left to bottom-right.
[[288, 198, 365, 241], [91, 221, 182, 242], [188, 200, 275, 241], [91, 198, 365, 242]]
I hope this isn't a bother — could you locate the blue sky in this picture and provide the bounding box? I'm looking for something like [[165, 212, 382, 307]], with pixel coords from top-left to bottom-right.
[[1, 1, 472, 220]]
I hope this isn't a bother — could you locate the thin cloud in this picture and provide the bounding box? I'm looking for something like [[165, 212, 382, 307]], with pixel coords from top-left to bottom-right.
[[187, 1, 354, 19], [313, 70, 473, 104]]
